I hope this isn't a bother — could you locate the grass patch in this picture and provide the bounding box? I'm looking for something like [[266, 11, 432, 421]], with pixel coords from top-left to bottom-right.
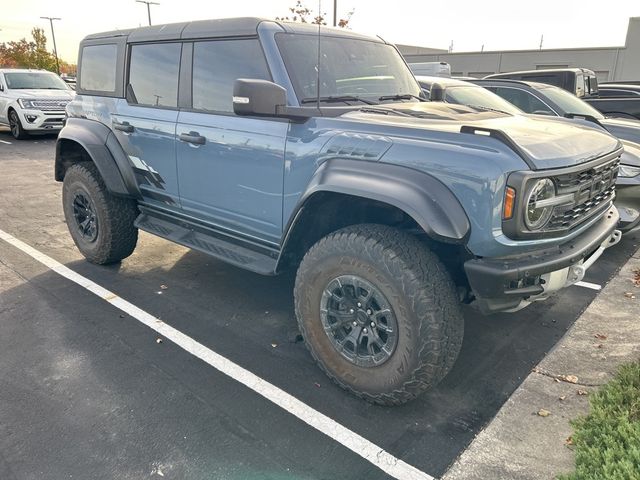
[[559, 361, 640, 480]]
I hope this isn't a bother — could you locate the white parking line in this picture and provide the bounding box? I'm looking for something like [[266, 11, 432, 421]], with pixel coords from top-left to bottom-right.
[[0, 139, 12, 144], [574, 281, 602, 291], [0, 228, 434, 480]]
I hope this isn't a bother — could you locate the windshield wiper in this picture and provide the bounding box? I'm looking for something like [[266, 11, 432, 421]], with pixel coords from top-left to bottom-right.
[[359, 106, 413, 117], [300, 95, 378, 105], [379, 93, 426, 102], [466, 104, 511, 115]]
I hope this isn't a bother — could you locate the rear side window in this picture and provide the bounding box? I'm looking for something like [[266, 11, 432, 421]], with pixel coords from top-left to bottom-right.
[[128, 43, 181, 108], [80, 44, 117, 92], [192, 39, 271, 113]]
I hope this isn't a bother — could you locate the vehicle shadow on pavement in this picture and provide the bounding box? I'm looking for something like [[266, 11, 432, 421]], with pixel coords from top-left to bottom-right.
[[0, 230, 637, 479]]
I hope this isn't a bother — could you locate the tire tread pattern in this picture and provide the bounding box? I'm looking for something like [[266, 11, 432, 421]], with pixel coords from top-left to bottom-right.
[[63, 162, 138, 264], [294, 224, 464, 406]]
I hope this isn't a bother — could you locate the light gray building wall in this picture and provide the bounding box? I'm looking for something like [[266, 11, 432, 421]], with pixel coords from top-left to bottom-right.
[[399, 17, 640, 82]]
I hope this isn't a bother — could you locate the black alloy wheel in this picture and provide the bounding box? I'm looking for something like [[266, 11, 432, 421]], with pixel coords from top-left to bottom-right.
[[320, 275, 398, 368]]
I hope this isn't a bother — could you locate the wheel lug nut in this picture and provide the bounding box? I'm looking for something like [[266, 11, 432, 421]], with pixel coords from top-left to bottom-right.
[[357, 302, 362, 308], [363, 328, 367, 333], [352, 321, 357, 327], [349, 308, 354, 314], [370, 322, 375, 327], [366, 309, 372, 315]]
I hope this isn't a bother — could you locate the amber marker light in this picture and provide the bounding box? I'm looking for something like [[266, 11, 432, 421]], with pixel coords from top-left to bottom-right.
[[503, 187, 516, 220]]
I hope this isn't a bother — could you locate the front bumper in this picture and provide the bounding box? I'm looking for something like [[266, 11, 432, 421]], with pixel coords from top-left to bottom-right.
[[615, 181, 640, 233], [465, 206, 621, 313], [19, 109, 65, 131]]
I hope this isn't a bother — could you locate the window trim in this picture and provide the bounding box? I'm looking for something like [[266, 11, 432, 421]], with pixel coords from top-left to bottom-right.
[[125, 41, 183, 110]]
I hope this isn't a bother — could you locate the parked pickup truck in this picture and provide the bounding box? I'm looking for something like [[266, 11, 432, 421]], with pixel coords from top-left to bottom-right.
[[56, 18, 623, 405], [486, 68, 599, 99], [584, 93, 640, 120]]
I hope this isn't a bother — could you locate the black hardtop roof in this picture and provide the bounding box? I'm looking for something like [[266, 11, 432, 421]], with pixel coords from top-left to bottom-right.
[[81, 17, 384, 43]]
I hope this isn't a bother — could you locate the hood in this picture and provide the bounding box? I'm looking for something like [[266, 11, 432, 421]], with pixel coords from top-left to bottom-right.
[[10, 88, 75, 100], [621, 140, 640, 168], [601, 117, 640, 145], [342, 102, 621, 170]]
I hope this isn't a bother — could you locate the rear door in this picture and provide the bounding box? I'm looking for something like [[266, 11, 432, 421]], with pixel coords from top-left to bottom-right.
[[176, 38, 287, 244], [111, 42, 182, 209]]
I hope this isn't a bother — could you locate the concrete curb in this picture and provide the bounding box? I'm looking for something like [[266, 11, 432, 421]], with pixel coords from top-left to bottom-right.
[[443, 248, 640, 480]]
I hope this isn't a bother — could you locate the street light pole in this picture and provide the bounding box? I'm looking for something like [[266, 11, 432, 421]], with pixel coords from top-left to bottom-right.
[[136, 0, 160, 26], [333, 0, 337, 27], [40, 16, 61, 75]]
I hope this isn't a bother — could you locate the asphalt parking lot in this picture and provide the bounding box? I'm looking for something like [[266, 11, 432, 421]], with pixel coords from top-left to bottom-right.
[[0, 126, 638, 480]]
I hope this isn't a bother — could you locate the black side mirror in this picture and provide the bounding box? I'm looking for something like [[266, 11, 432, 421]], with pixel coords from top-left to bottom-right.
[[429, 83, 444, 102], [233, 79, 286, 117], [0, 84, 4, 92]]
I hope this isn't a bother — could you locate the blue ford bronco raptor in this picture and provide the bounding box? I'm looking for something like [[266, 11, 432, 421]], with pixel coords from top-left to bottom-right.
[[56, 18, 622, 405]]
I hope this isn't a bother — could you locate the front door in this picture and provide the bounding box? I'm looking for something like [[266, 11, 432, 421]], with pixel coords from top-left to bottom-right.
[[176, 39, 287, 244]]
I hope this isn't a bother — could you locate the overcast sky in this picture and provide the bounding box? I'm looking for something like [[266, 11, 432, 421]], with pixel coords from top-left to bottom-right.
[[1, 0, 639, 63]]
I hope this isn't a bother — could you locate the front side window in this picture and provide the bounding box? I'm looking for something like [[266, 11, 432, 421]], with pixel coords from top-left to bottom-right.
[[192, 39, 271, 113], [539, 85, 604, 119], [128, 43, 181, 108], [276, 33, 422, 104], [80, 44, 117, 92], [491, 87, 554, 115], [5, 71, 69, 90]]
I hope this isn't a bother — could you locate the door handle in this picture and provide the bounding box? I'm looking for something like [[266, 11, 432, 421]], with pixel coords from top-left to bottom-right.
[[179, 131, 206, 145], [112, 120, 134, 133]]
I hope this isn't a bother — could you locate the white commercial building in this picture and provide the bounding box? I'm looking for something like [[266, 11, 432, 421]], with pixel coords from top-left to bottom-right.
[[398, 17, 640, 82]]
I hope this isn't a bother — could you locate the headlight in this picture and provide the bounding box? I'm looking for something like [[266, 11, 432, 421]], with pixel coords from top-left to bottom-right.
[[17, 98, 36, 109], [619, 165, 640, 178], [525, 178, 556, 230]]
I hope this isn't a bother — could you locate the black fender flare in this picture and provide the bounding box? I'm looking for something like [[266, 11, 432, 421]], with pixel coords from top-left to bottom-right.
[[285, 158, 471, 245], [55, 117, 141, 198]]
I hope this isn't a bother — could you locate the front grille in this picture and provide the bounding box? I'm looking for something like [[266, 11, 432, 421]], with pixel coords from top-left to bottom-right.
[[546, 158, 619, 232], [30, 99, 69, 111]]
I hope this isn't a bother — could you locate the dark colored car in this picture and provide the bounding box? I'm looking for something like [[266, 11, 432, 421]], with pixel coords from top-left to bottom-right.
[[486, 68, 599, 98], [598, 84, 640, 98], [473, 79, 640, 145], [585, 83, 640, 120], [415, 75, 522, 115]]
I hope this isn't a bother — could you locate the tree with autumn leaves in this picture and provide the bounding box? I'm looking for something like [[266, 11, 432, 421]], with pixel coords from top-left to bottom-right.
[[0, 27, 76, 74], [277, 1, 354, 28]]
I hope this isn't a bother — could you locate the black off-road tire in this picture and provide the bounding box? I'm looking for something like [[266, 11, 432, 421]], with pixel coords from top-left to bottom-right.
[[62, 162, 138, 264], [8, 109, 29, 140], [294, 224, 464, 406]]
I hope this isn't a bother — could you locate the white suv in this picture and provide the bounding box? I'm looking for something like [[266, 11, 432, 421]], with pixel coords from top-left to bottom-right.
[[0, 68, 75, 140]]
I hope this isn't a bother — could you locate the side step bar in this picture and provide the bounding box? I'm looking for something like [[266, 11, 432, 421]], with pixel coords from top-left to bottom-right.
[[134, 208, 279, 275]]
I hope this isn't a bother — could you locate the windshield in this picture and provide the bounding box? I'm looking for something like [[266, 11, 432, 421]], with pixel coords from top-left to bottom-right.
[[276, 33, 422, 104], [4, 71, 69, 90], [540, 85, 604, 119], [444, 85, 522, 114]]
